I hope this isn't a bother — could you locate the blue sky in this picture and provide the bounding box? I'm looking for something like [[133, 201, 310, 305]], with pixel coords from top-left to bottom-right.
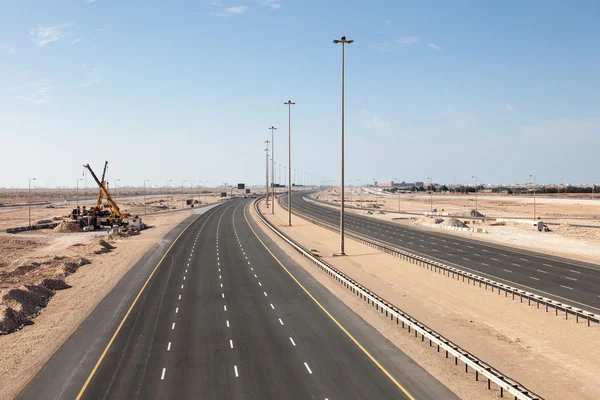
[[1, 0, 599, 188]]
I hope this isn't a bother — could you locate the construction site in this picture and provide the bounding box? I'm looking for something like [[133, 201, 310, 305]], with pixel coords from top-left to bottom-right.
[[0, 162, 228, 336]]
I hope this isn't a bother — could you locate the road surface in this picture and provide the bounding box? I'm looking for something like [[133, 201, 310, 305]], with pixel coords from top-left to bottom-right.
[[18, 199, 455, 400], [285, 192, 600, 314]]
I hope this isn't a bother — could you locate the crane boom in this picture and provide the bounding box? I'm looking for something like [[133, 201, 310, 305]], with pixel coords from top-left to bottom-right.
[[83, 163, 125, 220], [96, 161, 108, 211]]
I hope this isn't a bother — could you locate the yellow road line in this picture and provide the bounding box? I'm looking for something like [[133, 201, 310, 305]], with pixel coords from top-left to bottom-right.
[[76, 213, 204, 400], [244, 202, 416, 400]]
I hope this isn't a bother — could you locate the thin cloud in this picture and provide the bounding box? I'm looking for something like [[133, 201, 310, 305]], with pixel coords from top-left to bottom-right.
[[212, 5, 248, 17], [385, 20, 392, 25], [359, 109, 391, 132], [14, 82, 51, 105], [1, 43, 16, 54], [30, 23, 73, 46], [72, 38, 82, 44], [505, 104, 514, 112], [368, 43, 391, 52], [259, 0, 281, 9], [77, 77, 102, 88], [85, 0, 98, 3], [395, 36, 420, 46], [428, 42, 441, 50]]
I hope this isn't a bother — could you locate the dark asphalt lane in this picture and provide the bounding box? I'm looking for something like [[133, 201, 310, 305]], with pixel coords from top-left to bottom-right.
[[36, 198, 456, 399], [285, 192, 600, 314]]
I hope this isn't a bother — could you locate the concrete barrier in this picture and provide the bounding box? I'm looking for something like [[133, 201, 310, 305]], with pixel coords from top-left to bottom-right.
[[6, 222, 59, 234]]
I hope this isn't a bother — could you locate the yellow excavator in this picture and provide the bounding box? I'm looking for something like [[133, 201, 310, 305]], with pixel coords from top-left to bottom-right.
[[83, 163, 127, 226]]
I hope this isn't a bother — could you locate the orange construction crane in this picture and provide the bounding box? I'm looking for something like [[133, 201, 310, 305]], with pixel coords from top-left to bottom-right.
[[83, 163, 127, 225]]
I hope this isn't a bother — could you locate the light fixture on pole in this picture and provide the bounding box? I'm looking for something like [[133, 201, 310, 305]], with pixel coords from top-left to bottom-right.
[[28, 177, 36, 227], [395, 177, 400, 212], [333, 35, 353, 255], [269, 126, 277, 214], [284, 100, 295, 226], [114, 179, 120, 197]]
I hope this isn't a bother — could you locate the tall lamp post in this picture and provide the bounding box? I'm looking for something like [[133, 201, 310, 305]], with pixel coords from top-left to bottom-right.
[[284, 100, 295, 226], [472, 175, 478, 215], [357, 179, 362, 206], [593, 177, 598, 200], [190, 180, 195, 205], [144, 179, 150, 214], [530, 174, 536, 220], [114, 179, 120, 197], [28, 177, 36, 226], [76, 178, 82, 216], [333, 35, 353, 255], [427, 176, 433, 212], [395, 177, 400, 212], [269, 126, 277, 213], [265, 140, 270, 207], [181, 180, 186, 209], [167, 179, 173, 207]]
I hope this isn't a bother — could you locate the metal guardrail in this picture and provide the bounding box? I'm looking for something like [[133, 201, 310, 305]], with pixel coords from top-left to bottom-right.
[[283, 195, 600, 327], [255, 198, 542, 400]]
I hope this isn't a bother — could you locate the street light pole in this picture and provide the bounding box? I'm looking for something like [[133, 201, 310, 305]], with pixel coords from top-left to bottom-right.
[[144, 179, 150, 214], [181, 180, 186, 209], [265, 140, 270, 207], [334, 35, 353, 255], [427, 176, 433, 212], [76, 178, 82, 216], [28, 177, 36, 226], [114, 179, 120, 197], [530, 174, 536, 220], [395, 177, 400, 212], [284, 100, 295, 226], [269, 126, 277, 214], [472, 175, 478, 215]]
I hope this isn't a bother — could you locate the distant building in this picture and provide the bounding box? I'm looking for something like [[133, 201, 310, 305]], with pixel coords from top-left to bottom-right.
[[374, 180, 423, 189]]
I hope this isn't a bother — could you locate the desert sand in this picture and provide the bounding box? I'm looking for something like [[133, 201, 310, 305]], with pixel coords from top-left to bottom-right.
[[0, 210, 193, 400], [254, 198, 600, 400]]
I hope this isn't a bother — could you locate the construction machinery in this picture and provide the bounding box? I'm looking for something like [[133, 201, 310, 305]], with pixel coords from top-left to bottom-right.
[[83, 163, 128, 227]]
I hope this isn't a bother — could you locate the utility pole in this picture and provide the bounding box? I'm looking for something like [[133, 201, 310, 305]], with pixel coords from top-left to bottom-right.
[[269, 126, 277, 214], [28, 177, 36, 226], [265, 140, 270, 208], [76, 178, 82, 216], [333, 35, 353, 255], [144, 179, 150, 214], [530, 174, 536, 220], [284, 100, 295, 226], [472, 175, 478, 215], [181, 180, 186, 209]]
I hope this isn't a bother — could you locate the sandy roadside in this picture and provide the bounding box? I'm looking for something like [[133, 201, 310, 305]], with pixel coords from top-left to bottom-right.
[[253, 199, 600, 400], [0, 210, 193, 400]]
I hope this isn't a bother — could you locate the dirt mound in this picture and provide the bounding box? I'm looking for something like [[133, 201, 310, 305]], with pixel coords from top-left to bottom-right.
[[53, 221, 82, 233], [92, 239, 115, 254], [454, 209, 486, 218], [52, 216, 63, 221], [61, 257, 90, 276], [440, 218, 468, 228], [0, 284, 54, 334], [41, 278, 71, 291], [414, 216, 443, 225], [35, 219, 53, 225]]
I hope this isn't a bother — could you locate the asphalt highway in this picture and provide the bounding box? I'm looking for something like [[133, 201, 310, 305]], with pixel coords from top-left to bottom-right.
[[285, 192, 600, 314], [21, 198, 456, 399]]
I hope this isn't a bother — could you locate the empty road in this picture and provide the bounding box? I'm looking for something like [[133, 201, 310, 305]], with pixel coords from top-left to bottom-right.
[[285, 192, 600, 314], [19, 198, 455, 399]]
